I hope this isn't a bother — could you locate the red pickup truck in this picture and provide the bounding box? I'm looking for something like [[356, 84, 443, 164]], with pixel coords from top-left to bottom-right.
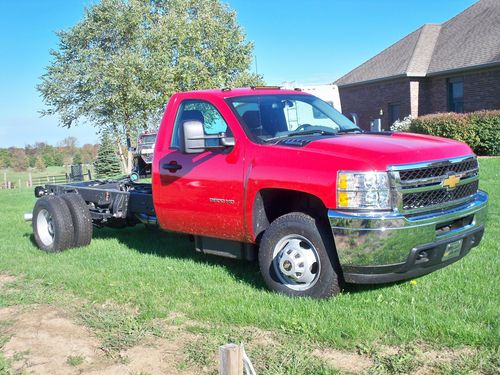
[[27, 87, 489, 298]]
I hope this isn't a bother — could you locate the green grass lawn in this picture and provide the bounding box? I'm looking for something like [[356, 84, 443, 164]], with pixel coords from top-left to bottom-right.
[[0, 158, 498, 374]]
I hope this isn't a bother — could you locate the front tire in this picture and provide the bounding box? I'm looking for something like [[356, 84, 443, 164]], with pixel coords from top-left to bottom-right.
[[32, 196, 75, 252], [258, 212, 341, 299]]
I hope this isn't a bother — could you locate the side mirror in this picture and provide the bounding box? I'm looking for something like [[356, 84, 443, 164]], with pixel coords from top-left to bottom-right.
[[181, 121, 236, 154], [182, 120, 206, 154]]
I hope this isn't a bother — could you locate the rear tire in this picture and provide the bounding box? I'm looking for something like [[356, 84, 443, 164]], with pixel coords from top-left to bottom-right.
[[61, 193, 93, 247], [258, 212, 341, 299], [32, 196, 75, 252]]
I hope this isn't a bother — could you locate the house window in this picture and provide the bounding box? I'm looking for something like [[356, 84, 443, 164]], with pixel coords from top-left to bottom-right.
[[388, 103, 401, 125], [448, 77, 464, 112]]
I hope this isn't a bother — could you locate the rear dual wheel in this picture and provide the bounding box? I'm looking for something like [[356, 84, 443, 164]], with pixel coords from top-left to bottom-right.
[[61, 194, 92, 247], [32, 194, 92, 252]]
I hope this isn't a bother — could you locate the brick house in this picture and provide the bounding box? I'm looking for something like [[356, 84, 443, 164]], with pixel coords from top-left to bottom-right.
[[335, 0, 500, 130]]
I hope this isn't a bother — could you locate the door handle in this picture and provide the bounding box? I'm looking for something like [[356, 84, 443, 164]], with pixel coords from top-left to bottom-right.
[[162, 161, 182, 172]]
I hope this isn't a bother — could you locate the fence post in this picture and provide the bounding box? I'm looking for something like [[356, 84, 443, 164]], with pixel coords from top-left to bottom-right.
[[3, 172, 6, 189], [18, 178, 21, 189], [28, 172, 32, 187], [219, 343, 243, 375]]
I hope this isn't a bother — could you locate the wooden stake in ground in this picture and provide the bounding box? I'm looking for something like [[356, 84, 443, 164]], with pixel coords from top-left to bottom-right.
[[219, 343, 243, 375]]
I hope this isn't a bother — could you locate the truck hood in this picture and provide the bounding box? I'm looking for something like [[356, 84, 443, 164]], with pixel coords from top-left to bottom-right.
[[302, 132, 473, 169]]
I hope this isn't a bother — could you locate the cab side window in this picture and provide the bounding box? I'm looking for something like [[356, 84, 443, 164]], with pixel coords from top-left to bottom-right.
[[171, 100, 231, 148]]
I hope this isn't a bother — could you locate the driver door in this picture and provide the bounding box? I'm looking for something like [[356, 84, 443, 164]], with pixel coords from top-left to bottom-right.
[[154, 99, 246, 241]]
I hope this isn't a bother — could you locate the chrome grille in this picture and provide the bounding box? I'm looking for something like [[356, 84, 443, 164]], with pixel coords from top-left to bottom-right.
[[402, 180, 478, 210], [399, 158, 478, 182], [389, 156, 479, 213]]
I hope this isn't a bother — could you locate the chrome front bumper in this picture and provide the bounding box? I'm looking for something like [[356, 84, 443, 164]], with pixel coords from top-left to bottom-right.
[[328, 190, 488, 283]]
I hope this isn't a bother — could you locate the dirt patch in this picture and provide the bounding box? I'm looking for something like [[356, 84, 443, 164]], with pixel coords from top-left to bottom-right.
[[313, 348, 374, 373], [1, 299, 479, 375], [0, 304, 195, 375], [0, 273, 17, 289], [374, 344, 478, 375], [85, 340, 196, 375], [413, 347, 476, 375], [417, 347, 474, 363], [0, 306, 24, 321], [2, 305, 101, 374]]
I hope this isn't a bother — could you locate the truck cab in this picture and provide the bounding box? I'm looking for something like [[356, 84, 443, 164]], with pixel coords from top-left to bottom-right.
[[29, 87, 489, 299], [151, 88, 488, 298]]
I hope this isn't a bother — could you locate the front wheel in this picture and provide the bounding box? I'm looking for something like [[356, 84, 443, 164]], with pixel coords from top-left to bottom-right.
[[258, 212, 342, 299]]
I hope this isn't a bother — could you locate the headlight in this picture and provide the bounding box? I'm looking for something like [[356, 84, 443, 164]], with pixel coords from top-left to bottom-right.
[[337, 171, 392, 210]]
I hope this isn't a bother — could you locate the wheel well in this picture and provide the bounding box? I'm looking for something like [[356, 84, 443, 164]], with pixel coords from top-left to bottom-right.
[[252, 189, 328, 240]]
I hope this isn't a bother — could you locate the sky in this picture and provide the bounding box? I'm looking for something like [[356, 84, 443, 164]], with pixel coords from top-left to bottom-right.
[[0, 0, 477, 148]]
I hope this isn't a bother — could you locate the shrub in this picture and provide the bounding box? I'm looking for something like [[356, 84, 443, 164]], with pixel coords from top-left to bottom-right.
[[390, 115, 413, 132], [408, 110, 500, 156]]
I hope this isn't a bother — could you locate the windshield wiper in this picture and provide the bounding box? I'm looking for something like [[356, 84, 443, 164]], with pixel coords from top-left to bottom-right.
[[264, 130, 337, 143], [288, 130, 337, 137], [336, 128, 363, 134]]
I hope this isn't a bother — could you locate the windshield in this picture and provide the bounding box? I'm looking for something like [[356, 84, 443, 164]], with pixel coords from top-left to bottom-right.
[[226, 94, 360, 142]]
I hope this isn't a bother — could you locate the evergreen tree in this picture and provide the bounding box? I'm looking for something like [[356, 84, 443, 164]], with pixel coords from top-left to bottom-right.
[[94, 133, 122, 179], [73, 153, 82, 165]]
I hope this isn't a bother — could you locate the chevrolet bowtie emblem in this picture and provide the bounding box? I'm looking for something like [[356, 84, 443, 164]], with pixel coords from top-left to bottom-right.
[[442, 174, 461, 189]]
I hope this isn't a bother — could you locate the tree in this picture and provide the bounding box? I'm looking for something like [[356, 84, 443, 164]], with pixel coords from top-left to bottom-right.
[[35, 156, 46, 171], [94, 132, 123, 178], [9, 148, 29, 172], [0, 149, 10, 169], [58, 136, 79, 161], [24, 145, 37, 168], [81, 143, 99, 164], [38, 0, 263, 173], [73, 153, 82, 165]]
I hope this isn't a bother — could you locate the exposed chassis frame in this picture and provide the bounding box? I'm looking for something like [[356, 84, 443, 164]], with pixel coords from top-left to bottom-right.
[[41, 179, 154, 225]]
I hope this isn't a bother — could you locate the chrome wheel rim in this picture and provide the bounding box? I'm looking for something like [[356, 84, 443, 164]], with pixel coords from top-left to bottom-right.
[[272, 234, 321, 291], [37, 209, 55, 247]]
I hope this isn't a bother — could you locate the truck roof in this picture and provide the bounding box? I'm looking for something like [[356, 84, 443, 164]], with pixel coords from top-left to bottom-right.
[[175, 87, 311, 99]]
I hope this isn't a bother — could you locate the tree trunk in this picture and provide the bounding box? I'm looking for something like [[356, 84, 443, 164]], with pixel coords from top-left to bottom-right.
[[117, 141, 128, 174], [124, 113, 133, 175], [112, 126, 128, 173]]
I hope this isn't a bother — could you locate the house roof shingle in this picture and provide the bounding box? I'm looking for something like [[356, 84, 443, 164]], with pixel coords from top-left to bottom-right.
[[335, 0, 500, 87]]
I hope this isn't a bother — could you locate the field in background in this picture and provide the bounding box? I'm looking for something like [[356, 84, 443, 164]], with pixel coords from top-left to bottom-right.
[[0, 158, 498, 374], [1, 165, 94, 188]]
